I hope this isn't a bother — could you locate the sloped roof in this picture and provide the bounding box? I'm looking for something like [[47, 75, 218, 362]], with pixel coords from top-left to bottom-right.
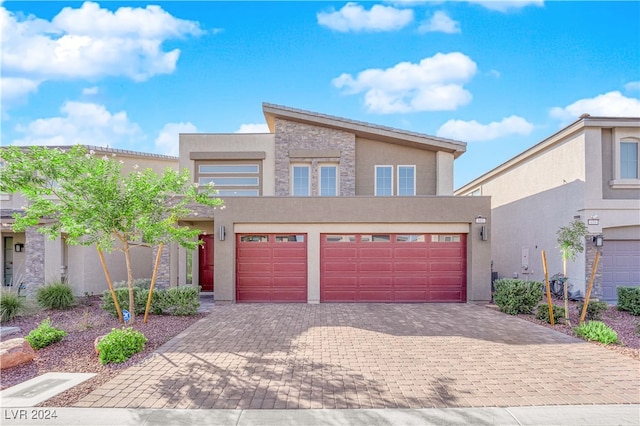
[[263, 103, 467, 158], [455, 115, 640, 194]]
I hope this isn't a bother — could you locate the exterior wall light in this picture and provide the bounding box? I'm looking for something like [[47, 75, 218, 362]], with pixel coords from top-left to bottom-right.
[[14, 243, 24, 252], [218, 225, 226, 241], [593, 235, 603, 247]]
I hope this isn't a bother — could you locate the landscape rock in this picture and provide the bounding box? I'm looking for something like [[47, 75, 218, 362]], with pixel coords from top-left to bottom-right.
[[0, 338, 36, 370]]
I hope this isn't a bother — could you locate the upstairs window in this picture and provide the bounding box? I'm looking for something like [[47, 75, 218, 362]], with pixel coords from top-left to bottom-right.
[[292, 165, 310, 196], [397, 165, 416, 196], [319, 164, 338, 196], [621, 141, 639, 179], [196, 162, 261, 196], [375, 165, 393, 196]]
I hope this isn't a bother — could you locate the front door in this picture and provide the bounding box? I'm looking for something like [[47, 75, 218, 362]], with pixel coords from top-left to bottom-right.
[[198, 234, 214, 292]]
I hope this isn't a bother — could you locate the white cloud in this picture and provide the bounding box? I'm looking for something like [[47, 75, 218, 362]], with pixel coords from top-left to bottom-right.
[[332, 52, 477, 113], [436, 115, 534, 142], [1, 1, 203, 104], [11, 101, 141, 147], [154, 122, 197, 157], [625, 81, 640, 92], [487, 69, 501, 78], [418, 11, 460, 34], [317, 2, 414, 32], [0, 77, 41, 103], [470, 1, 544, 12], [82, 86, 99, 95], [236, 123, 270, 133], [550, 91, 640, 124]]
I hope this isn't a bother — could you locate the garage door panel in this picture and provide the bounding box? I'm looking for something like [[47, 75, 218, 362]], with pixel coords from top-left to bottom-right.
[[237, 234, 307, 303], [359, 262, 393, 272], [321, 233, 466, 303], [323, 247, 358, 258], [394, 248, 428, 258], [358, 291, 392, 302], [395, 262, 428, 272], [429, 247, 464, 258], [431, 262, 464, 272], [359, 247, 393, 258], [429, 290, 463, 302], [323, 262, 357, 273], [602, 240, 640, 302]]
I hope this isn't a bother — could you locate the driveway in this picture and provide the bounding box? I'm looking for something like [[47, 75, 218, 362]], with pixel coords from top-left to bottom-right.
[[75, 303, 640, 409]]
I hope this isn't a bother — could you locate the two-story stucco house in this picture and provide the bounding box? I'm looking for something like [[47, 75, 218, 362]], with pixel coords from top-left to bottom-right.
[[456, 116, 640, 303], [0, 146, 178, 297], [170, 103, 492, 303]]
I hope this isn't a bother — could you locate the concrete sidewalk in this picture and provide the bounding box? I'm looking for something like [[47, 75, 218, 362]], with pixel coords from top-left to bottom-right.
[[1, 405, 638, 425]]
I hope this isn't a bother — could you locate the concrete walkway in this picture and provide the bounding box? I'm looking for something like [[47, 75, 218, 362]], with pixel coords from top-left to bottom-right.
[[73, 303, 639, 410]]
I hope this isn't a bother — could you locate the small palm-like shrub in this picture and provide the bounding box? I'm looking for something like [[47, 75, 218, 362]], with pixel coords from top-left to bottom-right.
[[536, 304, 565, 324], [574, 321, 619, 345], [0, 291, 24, 323], [25, 317, 67, 350], [494, 279, 544, 315], [37, 281, 74, 310], [96, 328, 147, 365]]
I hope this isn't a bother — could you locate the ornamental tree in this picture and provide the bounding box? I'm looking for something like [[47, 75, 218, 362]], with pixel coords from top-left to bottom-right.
[[556, 218, 589, 325], [0, 145, 223, 324]]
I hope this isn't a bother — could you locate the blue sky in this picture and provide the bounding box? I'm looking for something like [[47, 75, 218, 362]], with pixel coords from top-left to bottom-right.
[[2, 1, 639, 188]]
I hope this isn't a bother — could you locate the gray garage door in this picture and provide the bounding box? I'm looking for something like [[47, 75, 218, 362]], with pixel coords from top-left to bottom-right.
[[601, 240, 640, 302]]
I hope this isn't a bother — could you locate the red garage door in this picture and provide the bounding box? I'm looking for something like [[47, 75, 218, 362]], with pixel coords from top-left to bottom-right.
[[236, 234, 307, 302], [321, 234, 466, 302]]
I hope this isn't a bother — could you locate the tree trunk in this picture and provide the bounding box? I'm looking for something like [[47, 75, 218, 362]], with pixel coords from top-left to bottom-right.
[[144, 243, 163, 323], [123, 240, 135, 324], [563, 259, 570, 326], [97, 247, 123, 323]]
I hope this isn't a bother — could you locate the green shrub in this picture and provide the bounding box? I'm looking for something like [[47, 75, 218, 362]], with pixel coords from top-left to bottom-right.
[[574, 321, 619, 345], [535, 304, 565, 324], [493, 279, 544, 315], [101, 287, 160, 317], [36, 281, 74, 310], [114, 278, 152, 289], [101, 285, 198, 317], [157, 286, 200, 316], [0, 291, 25, 323], [576, 300, 609, 321], [25, 317, 67, 350], [96, 327, 147, 365], [617, 287, 640, 316]]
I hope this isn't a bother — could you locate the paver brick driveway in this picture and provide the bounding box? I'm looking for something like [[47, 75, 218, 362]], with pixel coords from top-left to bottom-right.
[[77, 303, 640, 409]]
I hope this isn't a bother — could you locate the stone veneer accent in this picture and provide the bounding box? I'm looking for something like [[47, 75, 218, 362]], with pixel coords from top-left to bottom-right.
[[23, 227, 45, 297], [585, 236, 603, 299], [274, 119, 356, 196], [153, 245, 171, 289]]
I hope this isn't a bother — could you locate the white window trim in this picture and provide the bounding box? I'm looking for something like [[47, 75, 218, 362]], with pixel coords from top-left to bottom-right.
[[397, 165, 416, 196], [375, 165, 394, 196], [291, 164, 311, 196], [610, 132, 640, 189], [319, 163, 339, 196]]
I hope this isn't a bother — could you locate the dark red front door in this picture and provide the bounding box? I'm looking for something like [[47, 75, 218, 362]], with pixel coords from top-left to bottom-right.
[[199, 234, 214, 292]]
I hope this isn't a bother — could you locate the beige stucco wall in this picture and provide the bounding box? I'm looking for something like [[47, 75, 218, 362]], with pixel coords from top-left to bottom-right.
[[179, 133, 276, 195], [355, 138, 438, 196], [185, 196, 491, 304], [467, 130, 588, 290]]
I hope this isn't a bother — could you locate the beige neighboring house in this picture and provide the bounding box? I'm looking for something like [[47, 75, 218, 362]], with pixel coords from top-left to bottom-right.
[[456, 116, 640, 303], [0, 146, 178, 297], [170, 103, 492, 303]]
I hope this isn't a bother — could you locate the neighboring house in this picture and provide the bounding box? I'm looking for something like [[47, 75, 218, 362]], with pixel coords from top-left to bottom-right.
[[456, 116, 640, 303], [169, 103, 492, 303], [0, 146, 178, 297]]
